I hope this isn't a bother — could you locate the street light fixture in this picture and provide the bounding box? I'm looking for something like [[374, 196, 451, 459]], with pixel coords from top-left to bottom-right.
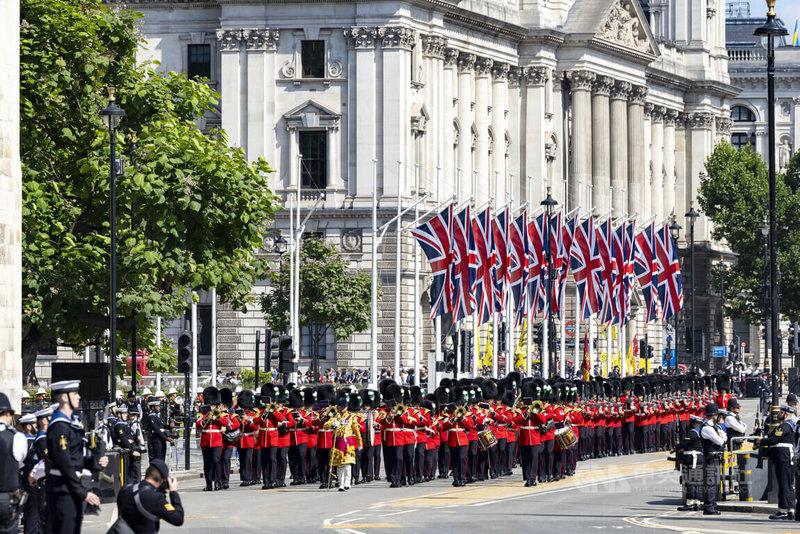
[[669, 216, 682, 372], [685, 202, 699, 372], [754, 0, 788, 417], [718, 257, 727, 351], [541, 186, 558, 378], [760, 209, 769, 372], [98, 87, 126, 401]]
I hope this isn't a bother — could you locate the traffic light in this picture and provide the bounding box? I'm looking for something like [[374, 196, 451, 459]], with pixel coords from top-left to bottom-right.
[[278, 335, 297, 374], [647, 345, 654, 359], [790, 323, 797, 356], [532, 324, 543, 348], [639, 339, 647, 359], [459, 330, 473, 372], [498, 323, 508, 352], [177, 331, 192, 374], [693, 328, 704, 356], [444, 346, 456, 374], [265, 329, 280, 371]]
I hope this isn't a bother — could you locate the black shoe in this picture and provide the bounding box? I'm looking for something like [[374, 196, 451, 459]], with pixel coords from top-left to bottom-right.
[[319, 483, 328, 489], [203, 486, 213, 492], [789, 511, 795, 521], [703, 508, 721, 516], [390, 482, 399, 488], [261, 484, 269, 490], [525, 480, 531, 487], [677, 504, 695, 512], [240, 481, 249, 487], [769, 512, 789, 520], [531, 480, 537, 486], [374, 476, 381, 481], [222, 484, 229, 490], [353, 478, 361, 485], [338, 487, 346, 492], [85, 505, 100, 516]]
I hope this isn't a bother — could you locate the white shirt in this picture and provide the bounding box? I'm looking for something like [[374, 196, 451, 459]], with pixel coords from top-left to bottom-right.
[[724, 414, 747, 434], [0, 421, 30, 467], [700, 422, 727, 446]]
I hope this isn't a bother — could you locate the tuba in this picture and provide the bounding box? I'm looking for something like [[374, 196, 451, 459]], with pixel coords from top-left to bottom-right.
[[453, 405, 468, 421], [392, 404, 408, 417]]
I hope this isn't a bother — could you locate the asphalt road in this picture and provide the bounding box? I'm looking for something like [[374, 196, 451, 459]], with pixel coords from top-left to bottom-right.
[[83, 398, 795, 533]]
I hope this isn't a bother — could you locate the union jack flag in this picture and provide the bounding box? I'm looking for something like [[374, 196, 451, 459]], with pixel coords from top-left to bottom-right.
[[528, 213, 548, 318], [554, 214, 576, 321], [570, 216, 602, 320], [509, 212, 531, 327], [596, 219, 617, 327], [491, 208, 510, 317], [655, 223, 684, 321], [472, 208, 495, 326], [612, 221, 636, 326], [411, 204, 454, 319], [634, 222, 659, 323], [452, 206, 477, 323]]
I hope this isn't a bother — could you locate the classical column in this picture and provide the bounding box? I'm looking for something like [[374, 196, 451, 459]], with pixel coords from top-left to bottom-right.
[[490, 62, 509, 202], [591, 75, 613, 212], [687, 112, 715, 240], [0, 0, 22, 407], [379, 26, 416, 200], [568, 70, 595, 211], [524, 66, 549, 204], [663, 110, 678, 218], [474, 57, 493, 200], [674, 113, 689, 226], [217, 29, 244, 148], [715, 115, 732, 145], [627, 85, 647, 216], [345, 26, 379, 200], [610, 81, 631, 217], [442, 47, 459, 197], [650, 105, 665, 220], [421, 35, 447, 196], [456, 52, 476, 199], [794, 97, 800, 154], [243, 29, 279, 164], [506, 67, 523, 199]]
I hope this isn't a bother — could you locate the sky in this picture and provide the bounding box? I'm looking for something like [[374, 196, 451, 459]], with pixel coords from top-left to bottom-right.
[[775, 1, 800, 28]]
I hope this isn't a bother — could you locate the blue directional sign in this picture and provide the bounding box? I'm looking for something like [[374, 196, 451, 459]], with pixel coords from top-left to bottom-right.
[[712, 345, 727, 359]]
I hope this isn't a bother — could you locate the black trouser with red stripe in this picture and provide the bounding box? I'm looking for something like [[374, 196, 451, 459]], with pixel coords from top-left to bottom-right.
[[538, 439, 554, 481], [451, 445, 468, 484], [202, 446, 222, 488], [237, 447, 253, 482], [289, 443, 307, 482], [519, 444, 539, 482]]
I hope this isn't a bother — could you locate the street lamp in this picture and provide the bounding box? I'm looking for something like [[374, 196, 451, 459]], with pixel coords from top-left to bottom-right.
[[718, 257, 727, 352], [98, 87, 126, 401], [669, 216, 682, 372], [685, 202, 699, 372], [754, 0, 787, 415], [541, 186, 558, 378], [760, 209, 769, 372]]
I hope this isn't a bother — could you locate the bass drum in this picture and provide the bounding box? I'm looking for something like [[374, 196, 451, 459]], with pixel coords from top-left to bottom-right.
[[477, 427, 497, 451], [554, 422, 578, 450]]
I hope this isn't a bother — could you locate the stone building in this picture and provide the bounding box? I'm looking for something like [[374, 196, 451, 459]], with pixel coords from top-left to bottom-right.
[[1, 0, 22, 406], [65, 0, 740, 380]]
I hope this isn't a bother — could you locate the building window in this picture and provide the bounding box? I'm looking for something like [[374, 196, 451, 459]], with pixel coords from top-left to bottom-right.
[[187, 44, 211, 80], [301, 40, 325, 78], [301, 325, 327, 359], [299, 130, 328, 188], [731, 132, 755, 150], [731, 106, 756, 122]]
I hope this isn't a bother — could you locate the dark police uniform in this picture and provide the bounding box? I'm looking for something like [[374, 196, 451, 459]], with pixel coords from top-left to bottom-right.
[[0, 416, 27, 534], [677, 419, 705, 511], [699, 413, 726, 515], [763, 411, 797, 520], [116, 480, 184, 534], [45, 409, 93, 534], [113, 417, 140, 485], [147, 409, 170, 461]]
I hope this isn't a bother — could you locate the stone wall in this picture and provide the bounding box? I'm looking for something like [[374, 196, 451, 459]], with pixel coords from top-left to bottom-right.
[[0, 0, 22, 410]]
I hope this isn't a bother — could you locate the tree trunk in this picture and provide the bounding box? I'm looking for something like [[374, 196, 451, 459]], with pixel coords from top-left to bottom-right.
[[22, 326, 42, 385]]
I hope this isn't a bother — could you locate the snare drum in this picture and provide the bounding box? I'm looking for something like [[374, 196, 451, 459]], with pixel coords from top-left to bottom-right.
[[477, 427, 498, 451], [554, 422, 578, 450]]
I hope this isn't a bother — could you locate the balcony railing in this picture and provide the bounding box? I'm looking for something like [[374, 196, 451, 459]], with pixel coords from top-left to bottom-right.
[[727, 48, 766, 62]]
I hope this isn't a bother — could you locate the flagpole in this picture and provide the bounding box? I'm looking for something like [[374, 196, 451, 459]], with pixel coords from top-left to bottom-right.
[[574, 180, 582, 377], [620, 188, 627, 378], [394, 161, 403, 384], [493, 171, 499, 379], [294, 155, 302, 383], [526, 174, 533, 378], [370, 159, 379, 388], [434, 166, 442, 382], [607, 186, 613, 377], [506, 173, 514, 377], [413, 164, 421, 387], [560, 210, 567, 377]]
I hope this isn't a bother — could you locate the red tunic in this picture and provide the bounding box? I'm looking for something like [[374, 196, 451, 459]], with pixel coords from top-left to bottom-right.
[[237, 411, 259, 449], [196, 412, 232, 448], [442, 414, 474, 447], [380, 412, 410, 447], [289, 409, 312, 446], [514, 411, 542, 446], [257, 408, 295, 448]]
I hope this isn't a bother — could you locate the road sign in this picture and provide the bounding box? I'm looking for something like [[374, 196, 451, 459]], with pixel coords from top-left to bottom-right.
[[712, 346, 728, 359], [565, 321, 576, 337]]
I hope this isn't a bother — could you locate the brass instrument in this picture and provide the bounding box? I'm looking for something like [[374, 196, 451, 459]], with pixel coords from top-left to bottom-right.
[[392, 404, 408, 417], [453, 405, 467, 421], [528, 400, 544, 415], [324, 405, 339, 419], [209, 407, 223, 420]]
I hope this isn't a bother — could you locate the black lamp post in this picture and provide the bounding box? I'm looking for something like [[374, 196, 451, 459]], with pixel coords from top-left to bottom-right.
[[718, 257, 727, 351], [761, 210, 769, 372], [98, 88, 126, 401], [127, 133, 138, 394], [669, 216, 682, 372], [755, 0, 787, 415], [541, 187, 558, 378], [685, 202, 699, 372]]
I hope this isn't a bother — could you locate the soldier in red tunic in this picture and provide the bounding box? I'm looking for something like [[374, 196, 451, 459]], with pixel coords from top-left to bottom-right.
[[234, 389, 258, 486], [442, 387, 474, 487], [196, 387, 233, 491]]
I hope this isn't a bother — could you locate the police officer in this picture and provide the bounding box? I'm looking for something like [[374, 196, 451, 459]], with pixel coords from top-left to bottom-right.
[[724, 398, 747, 451], [146, 399, 172, 462], [114, 459, 184, 534], [0, 392, 29, 534], [23, 407, 52, 534], [112, 405, 140, 485], [676, 415, 705, 512], [45, 380, 108, 534], [699, 403, 726, 516], [760, 405, 797, 520], [758, 372, 771, 416]]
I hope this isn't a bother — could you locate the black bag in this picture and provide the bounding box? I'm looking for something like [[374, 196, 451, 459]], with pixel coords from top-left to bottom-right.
[[223, 427, 241, 443], [106, 517, 136, 534]]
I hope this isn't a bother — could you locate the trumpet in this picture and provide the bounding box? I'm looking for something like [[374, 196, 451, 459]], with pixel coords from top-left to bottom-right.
[[324, 405, 339, 419], [261, 402, 279, 418], [209, 407, 223, 420], [452, 405, 468, 421], [527, 400, 544, 415], [392, 404, 408, 417]]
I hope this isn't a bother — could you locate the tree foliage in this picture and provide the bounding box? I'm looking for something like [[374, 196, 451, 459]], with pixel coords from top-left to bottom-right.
[[697, 141, 800, 324], [260, 239, 373, 379], [20, 0, 277, 382]]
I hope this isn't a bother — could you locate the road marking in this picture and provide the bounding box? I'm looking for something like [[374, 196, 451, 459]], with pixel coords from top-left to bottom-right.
[[471, 499, 501, 507], [336, 510, 361, 517], [380, 509, 419, 516], [322, 524, 398, 529], [623, 512, 763, 533]]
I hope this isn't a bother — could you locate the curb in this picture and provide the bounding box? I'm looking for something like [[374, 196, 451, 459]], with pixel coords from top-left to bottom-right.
[[716, 502, 774, 515], [170, 469, 203, 482]]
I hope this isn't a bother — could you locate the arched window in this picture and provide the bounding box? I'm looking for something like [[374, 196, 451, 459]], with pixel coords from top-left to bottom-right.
[[731, 106, 756, 122]]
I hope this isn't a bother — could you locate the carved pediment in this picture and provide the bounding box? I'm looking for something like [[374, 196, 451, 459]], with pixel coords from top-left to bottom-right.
[[283, 100, 341, 130], [595, 0, 657, 56]]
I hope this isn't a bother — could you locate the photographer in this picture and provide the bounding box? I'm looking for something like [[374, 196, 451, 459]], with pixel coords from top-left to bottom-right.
[[112, 459, 183, 534]]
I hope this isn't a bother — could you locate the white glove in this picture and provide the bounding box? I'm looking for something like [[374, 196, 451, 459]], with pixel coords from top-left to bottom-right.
[[332, 421, 341, 428]]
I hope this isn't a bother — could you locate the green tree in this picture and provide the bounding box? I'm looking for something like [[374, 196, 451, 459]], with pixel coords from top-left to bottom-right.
[[260, 239, 373, 380], [21, 0, 277, 383], [697, 141, 800, 325]]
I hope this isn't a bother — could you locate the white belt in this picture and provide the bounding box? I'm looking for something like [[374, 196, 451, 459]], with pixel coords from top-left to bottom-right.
[[202, 429, 222, 433], [385, 428, 404, 432], [49, 469, 82, 478], [415, 427, 427, 431], [242, 432, 255, 437], [775, 443, 794, 448], [521, 426, 538, 430], [683, 450, 703, 469], [448, 428, 466, 432], [289, 428, 306, 431], [262, 427, 277, 431]]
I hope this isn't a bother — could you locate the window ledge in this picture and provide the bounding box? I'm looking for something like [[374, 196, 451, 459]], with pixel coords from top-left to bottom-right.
[[278, 78, 345, 88]]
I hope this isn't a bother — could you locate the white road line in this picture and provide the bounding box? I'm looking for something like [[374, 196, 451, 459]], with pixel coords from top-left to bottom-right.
[[336, 510, 361, 517], [323, 518, 333, 526], [340, 529, 365, 534], [333, 518, 358, 525], [381, 508, 419, 516], [471, 500, 501, 507]]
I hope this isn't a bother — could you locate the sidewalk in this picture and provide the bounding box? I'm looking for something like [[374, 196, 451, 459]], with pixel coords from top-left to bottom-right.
[[716, 500, 775, 514]]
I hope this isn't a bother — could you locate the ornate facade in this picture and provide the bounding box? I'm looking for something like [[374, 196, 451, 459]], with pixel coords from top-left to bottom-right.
[[102, 0, 737, 376]]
